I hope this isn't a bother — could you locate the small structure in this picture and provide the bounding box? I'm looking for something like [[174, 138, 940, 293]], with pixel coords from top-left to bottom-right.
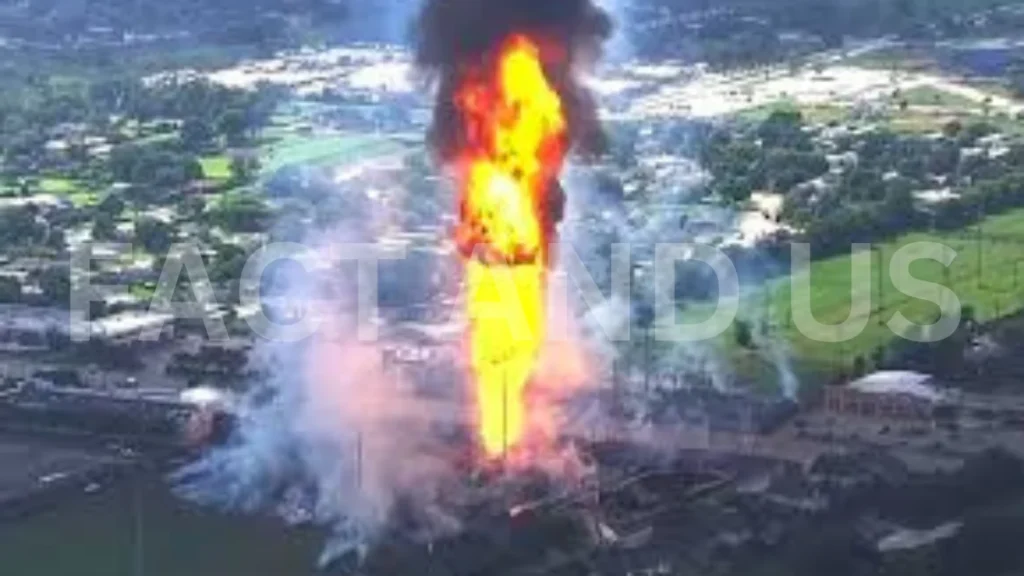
[[824, 371, 946, 420]]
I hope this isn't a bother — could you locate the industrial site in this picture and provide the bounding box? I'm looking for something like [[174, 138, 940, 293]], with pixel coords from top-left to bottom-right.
[[6, 0, 1024, 575]]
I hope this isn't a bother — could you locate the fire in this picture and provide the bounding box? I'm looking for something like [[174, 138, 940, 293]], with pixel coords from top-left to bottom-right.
[[452, 34, 568, 462]]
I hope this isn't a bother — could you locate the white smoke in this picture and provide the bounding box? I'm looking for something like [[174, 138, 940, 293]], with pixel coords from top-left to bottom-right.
[[559, 146, 800, 402], [172, 174, 468, 567], [595, 0, 633, 61]]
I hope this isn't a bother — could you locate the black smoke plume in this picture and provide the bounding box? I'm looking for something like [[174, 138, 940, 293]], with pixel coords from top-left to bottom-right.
[[414, 0, 613, 162]]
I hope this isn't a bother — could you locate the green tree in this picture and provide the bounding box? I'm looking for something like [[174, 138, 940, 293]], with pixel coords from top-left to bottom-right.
[[92, 211, 119, 241], [210, 243, 249, 284], [0, 276, 22, 303], [734, 319, 754, 349], [181, 118, 216, 152], [758, 109, 809, 150], [208, 195, 272, 233], [229, 154, 261, 186], [217, 109, 249, 146], [0, 206, 46, 248], [96, 193, 126, 217], [135, 218, 175, 255], [35, 266, 71, 307]]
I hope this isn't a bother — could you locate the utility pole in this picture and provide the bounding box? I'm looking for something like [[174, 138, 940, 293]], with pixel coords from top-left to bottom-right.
[[942, 266, 951, 313], [355, 432, 363, 491], [133, 469, 144, 576], [643, 326, 651, 397], [977, 207, 984, 288]]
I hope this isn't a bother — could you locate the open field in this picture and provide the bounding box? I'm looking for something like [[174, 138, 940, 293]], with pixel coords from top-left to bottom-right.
[[900, 85, 981, 109], [673, 207, 1024, 386], [733, 100, 850, 125], [38, 177, 78, 195], [259, 133, 406, 174], [39, 178, 99, 207], [199, 156, 232, 181], [844, 46, 937, 72]]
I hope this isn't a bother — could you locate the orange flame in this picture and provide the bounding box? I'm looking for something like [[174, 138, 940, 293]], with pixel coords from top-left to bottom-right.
[[452, 34, 568, 463]]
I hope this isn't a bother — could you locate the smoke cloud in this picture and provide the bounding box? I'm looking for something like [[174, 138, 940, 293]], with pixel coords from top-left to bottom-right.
[[172, 170, 470, 567], [414, 0, 613, 161]]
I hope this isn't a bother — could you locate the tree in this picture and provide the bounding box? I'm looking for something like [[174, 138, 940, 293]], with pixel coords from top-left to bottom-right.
[[135, 218, 175, 255], [0, 205, 46, 248], [96, 193, 126, 217], [717, 176, 753, 203], [880, 183, 918, 233], [217, 108, 249, 146], [852, 355, 867, 377], [35, 266, 71, 307], [871, 344, 886, 369], [181, 118, 216, 152], [763, 149, 829, 191], [942, 119, 964, 139], [210, 243, 249, 284], [229, 154, 261, 186], [178, 194, 207, 222], [207, 195, 272, 233], [92, 211, 119, 241], [0, 276, 22, 303], [734, 319, 754, 349], [758, 109, 809, 150]]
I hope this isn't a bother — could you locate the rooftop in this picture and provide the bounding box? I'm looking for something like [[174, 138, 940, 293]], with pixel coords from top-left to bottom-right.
[[848, 370, 946, 402]]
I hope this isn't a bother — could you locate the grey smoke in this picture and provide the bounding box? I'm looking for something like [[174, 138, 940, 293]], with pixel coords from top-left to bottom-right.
[[559, 146, 799, 400], [595, 0, 633, 61], [172, 170, 464, 567]]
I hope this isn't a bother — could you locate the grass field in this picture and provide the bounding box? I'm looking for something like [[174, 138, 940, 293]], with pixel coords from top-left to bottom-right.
[[734, 100, 850, 125], [38, 177, 78, 194], [671, 207, 1024, 386], [845, 47, 936, 72], [38, 177, 99, 206], [900, 85, 980, 109], [200, 156, 233, 181], [259, 133, 406, 174]]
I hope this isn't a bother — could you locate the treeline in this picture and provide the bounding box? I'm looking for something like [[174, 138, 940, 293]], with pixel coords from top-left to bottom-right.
[[799, 149, 1024, 259], [700, 109, 1024, 261], [1, 74, 282, 180], [635, 0, 1010, 68], [700, 109, 829, 202], [0, 0, 349, 48]]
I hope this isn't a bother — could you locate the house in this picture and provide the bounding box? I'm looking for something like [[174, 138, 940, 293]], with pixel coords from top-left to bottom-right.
[[824, 371, 948, 420]]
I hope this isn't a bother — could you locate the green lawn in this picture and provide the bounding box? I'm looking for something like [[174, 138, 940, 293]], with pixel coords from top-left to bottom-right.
[[129, 282, 157, 302], [900, 85, 979, 109], [883, 107, 975, 135], [886, 112, 949, 134], [39, 177, 80, 194], [68, 191, 99, 207], [671, 207, 1024, 384], [134, 131, 179, 146], [845, 47, 936, 71], [259, 133, 405, 175], [199, 155, 233, 181], [36, 177, 99, 206], [734, 99, 850, 126]]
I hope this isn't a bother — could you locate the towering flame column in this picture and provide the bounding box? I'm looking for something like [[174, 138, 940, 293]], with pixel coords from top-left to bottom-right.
[[451, 34, 568, 462]]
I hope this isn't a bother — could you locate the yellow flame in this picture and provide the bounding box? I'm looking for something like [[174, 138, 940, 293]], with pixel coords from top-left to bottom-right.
[[454, 34, 567, 461]]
